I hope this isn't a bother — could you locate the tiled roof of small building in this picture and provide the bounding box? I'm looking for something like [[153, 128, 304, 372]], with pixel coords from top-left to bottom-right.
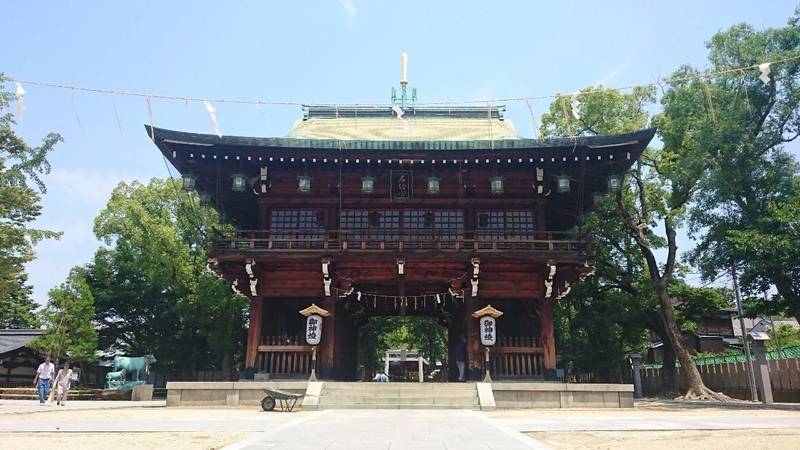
[[0, 329, 43, 355]]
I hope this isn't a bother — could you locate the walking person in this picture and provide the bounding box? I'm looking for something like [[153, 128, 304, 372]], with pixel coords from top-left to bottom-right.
[[33, 356, 55, 405], [455, 334, 467, 382], [54, 362, 74, 406]]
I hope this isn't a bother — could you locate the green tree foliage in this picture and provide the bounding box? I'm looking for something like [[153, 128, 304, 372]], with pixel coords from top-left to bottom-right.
[[358, 317, 447, 377], [0, 75, 62, 327], [686, 11, 800, 318], [767, 322, 800, 352], [85, 178, 248, 378], [32, 267, 98, 364]]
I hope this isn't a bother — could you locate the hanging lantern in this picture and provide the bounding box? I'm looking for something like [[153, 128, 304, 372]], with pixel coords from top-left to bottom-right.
[[556, 175, 571, 193], [298, 175, 312, 193], [182, 174, 196, 191], [490, 176, 504, 195], [607, 175, 622, 193], [361, 176, 375, 194], [231, 173, 247, 192], [427, 176, 440, 195], [592, 192, 605, 206]]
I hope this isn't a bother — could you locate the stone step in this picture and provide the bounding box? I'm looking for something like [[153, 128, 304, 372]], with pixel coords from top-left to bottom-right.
[[322, 383, 476, 391], [0, 388, 104, 394], [319, 396, 479, 406], [0, 393, 103, 400], [318, 404, 480, 410], [321, 390, 477, 399]]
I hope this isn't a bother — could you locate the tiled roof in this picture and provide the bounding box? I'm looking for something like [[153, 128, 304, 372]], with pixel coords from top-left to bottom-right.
[[0, 329, 43, 355]]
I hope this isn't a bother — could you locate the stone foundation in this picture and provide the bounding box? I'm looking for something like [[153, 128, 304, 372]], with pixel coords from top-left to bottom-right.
[[165, 381, 633, 408]]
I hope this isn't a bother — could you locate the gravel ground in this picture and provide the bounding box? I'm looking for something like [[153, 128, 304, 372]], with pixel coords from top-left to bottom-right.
[[529, 428, 800, 449], [0, 432, 249, 450]]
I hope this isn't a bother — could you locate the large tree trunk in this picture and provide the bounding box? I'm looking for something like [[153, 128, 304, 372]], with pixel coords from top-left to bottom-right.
[[617, 190, 730, 401], [222, 351, 233, 381], [655, 283, 730, 400], [661, 338, 676, 394]]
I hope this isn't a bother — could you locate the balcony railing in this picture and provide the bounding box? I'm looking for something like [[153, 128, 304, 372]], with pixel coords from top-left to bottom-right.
[[212, 229, 589, 255]]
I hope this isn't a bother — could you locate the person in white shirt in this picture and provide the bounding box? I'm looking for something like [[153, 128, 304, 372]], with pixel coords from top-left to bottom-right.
[[54, 362, 74, 406], [33, 356, 55, 405]]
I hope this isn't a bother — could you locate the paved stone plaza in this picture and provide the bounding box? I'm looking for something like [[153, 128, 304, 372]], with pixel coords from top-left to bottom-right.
[[1, 399, 799, 449]]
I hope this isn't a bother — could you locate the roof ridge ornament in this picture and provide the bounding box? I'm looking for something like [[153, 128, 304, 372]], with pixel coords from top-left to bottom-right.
[[391, 52, 417, 109]]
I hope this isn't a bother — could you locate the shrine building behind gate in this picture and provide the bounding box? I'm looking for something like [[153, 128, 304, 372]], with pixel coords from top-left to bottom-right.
[[149, 99, 654, 381]]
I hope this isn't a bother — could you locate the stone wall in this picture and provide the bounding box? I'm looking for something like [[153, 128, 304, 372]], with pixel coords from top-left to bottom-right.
[[491, 383, 634, 408]]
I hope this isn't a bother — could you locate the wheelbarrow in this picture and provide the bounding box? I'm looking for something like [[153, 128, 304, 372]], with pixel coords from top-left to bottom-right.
[[261, 387, 304, 412]]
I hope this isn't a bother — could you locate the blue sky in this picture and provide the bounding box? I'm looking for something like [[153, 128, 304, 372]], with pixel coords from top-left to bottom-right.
[[4, 1, 799, 303]]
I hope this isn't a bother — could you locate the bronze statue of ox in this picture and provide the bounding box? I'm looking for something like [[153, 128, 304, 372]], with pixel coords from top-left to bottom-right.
[[112, 354, 157, 382]]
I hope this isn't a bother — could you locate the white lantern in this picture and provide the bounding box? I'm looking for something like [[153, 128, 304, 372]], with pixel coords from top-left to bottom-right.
[[426, 176, 440, 195], [361, 176, 375, 194], [608, 175, 622, 193], [298, 175, 312, 193], [182, 174, 196, 191], [556, 175, 571, 193], [231, 173, 247, 192], [305, 314, 323, 345], [479, 316, 496, 346], [490, 176, 504, 195]]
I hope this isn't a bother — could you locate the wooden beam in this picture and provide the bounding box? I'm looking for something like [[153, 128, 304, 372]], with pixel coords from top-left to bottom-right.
[[257, 345, 312, 353]]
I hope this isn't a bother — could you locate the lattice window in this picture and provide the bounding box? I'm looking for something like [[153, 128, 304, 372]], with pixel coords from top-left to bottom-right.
[[403, 210, 464, 241], [270, 210, 325, 247], [340, 210, 400, 243], [476, 210, 534, 246]]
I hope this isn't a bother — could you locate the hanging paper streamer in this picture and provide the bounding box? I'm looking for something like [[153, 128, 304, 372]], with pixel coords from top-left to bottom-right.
[[524, 99, 539, 138], [71, 89, 83, 131], [570, 91, 581, 121], [203, 100, 222, 138], [14, 82, 26, 118], [146, 96, 155, 141], [111, 97, 124, 135], [758, 63, 771, 85]]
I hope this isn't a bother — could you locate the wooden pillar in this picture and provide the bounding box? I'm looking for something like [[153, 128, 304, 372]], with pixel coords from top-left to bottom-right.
[[318, 294, 337, 379], [465, 292, 482, 380], [245, 297, 264, 369], [540, 297, 556, 379]]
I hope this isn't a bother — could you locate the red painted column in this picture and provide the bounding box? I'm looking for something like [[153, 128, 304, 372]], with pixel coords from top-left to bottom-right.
[[465, 292, 482, 379], [245, 297, 263, 369], [318, 294, 337, 379], [541, 297, 556, 372]]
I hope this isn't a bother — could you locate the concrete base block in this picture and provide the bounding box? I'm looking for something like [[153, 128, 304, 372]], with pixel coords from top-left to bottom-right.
[[476, 383, 495, 411], [225, 389, 240, 406], [303, 382, 324, 411], [131, 384, 154, 401], [166, 389, 181, 407]]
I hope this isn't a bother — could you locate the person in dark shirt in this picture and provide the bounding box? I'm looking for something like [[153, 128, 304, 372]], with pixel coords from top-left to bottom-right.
[[454, 334, 467, 381]]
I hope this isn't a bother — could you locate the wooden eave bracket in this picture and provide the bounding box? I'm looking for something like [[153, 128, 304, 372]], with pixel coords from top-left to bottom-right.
[[471, 257, 480, 297]]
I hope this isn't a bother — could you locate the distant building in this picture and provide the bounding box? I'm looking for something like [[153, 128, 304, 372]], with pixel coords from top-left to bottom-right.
[[0, 329, 43, 387], [648, 308, 800, 362]]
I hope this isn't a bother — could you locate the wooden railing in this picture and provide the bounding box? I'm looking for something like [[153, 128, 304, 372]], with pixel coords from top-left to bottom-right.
[[489, 336, 545, 378], [256, 335, 313, 376], [213, 229, 588, 255]]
